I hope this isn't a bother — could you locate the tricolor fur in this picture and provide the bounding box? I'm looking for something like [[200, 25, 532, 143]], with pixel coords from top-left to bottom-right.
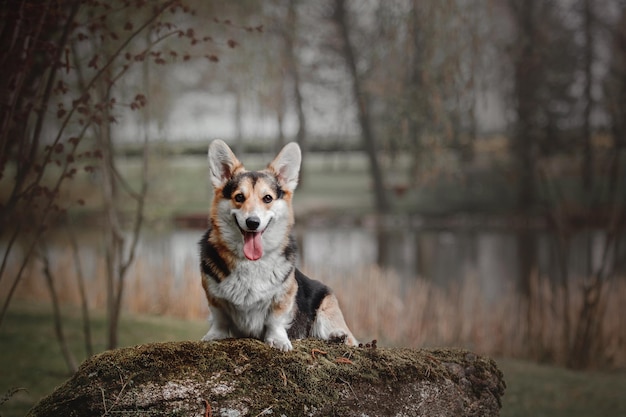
[[199, 140, 357, 351]]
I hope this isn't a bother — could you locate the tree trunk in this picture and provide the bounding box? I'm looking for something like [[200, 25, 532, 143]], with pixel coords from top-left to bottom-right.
[[407, 0, 425, 181], [509, 0, 539, 301], [233, 89, 244, 156], [284, 0, 307, 184], [582, 0, 593, 196], [41, 248, 78, 373], [67, 222, 93, 358], [333, 0, 389, 215]]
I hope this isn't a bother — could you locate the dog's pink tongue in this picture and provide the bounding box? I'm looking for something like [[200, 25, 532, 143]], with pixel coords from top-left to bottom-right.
[[243, 232, 263, 261]]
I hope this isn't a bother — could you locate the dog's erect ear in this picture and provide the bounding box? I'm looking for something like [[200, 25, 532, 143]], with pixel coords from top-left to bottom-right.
[[208, 140, 242, 188], [268, 142, 301, 193]]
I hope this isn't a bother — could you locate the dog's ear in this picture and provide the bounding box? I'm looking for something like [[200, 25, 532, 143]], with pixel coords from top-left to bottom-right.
[[268, 142, 301, 193], [208, 140, 242, 188]]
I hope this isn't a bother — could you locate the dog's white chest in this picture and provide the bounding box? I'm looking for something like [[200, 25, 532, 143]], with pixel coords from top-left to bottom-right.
[[206, 253, 293, 338], [209, 254, 291, 307]]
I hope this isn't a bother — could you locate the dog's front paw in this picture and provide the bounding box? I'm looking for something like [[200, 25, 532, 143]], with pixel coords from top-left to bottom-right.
[[201, 327, 230, 341], [265, 336, 293, 352], [327, 331, 347, 344], [328, 331, 358, 346]]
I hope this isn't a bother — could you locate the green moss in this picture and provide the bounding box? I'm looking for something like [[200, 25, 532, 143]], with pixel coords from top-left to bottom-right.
[[27, 339, 505, 417]]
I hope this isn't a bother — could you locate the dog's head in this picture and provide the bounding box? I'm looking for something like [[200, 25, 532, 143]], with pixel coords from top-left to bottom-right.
[[207, 140, 301, 261]]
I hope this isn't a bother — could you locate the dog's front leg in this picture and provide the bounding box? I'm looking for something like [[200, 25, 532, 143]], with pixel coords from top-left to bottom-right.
[[201, 307, 231, 341], [264, 326, 292, 351], [263, 310, 293, 352]]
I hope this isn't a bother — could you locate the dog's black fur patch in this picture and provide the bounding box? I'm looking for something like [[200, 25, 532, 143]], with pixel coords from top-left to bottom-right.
[[287, 269, 330, 339], [199, 227, 230, 282], [282, 234, 297, 264]]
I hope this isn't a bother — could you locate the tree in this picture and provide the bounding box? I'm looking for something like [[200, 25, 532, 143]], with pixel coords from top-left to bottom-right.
[[0, 0, 215, 348], [502, 0, 579, 311], [505, 0, 625, 368], [331, 0, 389, 215], [563, 0, 626, 369], [0, 0, 83, 326]]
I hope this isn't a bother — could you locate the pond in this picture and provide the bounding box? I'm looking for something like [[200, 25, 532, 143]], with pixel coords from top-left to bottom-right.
[[4, 214, 621, 309], [135, 216, 619, 303]]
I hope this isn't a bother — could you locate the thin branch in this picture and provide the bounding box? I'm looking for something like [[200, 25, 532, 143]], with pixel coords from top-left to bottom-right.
[[40, 244, 78, 373], [0, 0, 53, 151], [0, 120, 91, 327], [0, 228, 42, 328], [29, 0, 82, 165], [0, 0, 55, 228], [0, 224, 21, 285], [113, 30, 153, 331], [20, 0, 178, 201], [67, 220, 93, 357]]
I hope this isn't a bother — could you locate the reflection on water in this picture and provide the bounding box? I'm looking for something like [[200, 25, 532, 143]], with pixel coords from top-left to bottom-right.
[[7, 221, 618, 305], [130, 223, 620, 303], [300, 227, 518, 301]]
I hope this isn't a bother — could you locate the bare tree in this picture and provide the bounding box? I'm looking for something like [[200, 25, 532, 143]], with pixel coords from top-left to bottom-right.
[[279, 0, 308, 182], [332, 0, 389, 215], [71, 1, 200, 349], [507, 0, 541, 305], [521, 0, 625, 368], [67, 221, 93, 357], [562, 0, 626, 369], [0, 0, 212, 346], [40, 244, 79, 373], [0, 0, 82, 327]]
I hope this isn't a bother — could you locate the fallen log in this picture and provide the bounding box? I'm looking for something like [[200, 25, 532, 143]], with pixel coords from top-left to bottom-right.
[[27, 339, 505, 416]]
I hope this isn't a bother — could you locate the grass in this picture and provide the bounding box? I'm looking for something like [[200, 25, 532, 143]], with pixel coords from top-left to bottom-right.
[[499, 359, 626, 417], [6, 147, 620, 230], [54, 152, 379, 222], [1, 302, 625, 417], [52, 149, 518, 223], [0, 302, 207, 417]]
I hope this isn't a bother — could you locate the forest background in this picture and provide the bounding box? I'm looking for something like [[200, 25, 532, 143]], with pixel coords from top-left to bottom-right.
[[1, 0, 625, 415]]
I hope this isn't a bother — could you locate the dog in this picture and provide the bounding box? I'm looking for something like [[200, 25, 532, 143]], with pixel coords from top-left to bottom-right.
[[199, 139, 357, 351]]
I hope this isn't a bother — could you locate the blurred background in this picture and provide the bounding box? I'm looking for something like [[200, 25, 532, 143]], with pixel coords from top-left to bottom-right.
[[1, 0, 625, 415]]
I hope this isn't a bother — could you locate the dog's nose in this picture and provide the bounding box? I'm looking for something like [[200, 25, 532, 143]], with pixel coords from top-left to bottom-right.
[[245, 216, 261, 230]]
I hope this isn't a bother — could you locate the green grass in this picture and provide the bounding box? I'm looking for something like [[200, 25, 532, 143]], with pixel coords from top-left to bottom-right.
[[9, 148, 617, 227], [1, 302, 625, 417], [0, 302, 206, 417], [498, 359, 626, 417], [64, 152, 378, 222]]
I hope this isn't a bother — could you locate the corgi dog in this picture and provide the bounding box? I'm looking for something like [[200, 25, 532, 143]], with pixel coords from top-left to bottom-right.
[[199, 140, 357, 351]]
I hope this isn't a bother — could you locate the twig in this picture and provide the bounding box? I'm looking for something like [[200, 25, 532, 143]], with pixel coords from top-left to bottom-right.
[[99, 369, 136, 416], [100, 387, 108, 415], [338, 377, 359, 405], [0, 387, 27, 406], [254, 406, 273, 416], [311, 348, 327, 359], [203, 399, 212, 417]]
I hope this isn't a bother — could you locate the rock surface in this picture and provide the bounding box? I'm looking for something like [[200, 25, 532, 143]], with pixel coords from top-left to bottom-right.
[[27, 339, 505, 417]]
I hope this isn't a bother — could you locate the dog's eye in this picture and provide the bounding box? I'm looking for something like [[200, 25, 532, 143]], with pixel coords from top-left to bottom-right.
[[234, 194, 245, 203], [263, 195, 273, 204]]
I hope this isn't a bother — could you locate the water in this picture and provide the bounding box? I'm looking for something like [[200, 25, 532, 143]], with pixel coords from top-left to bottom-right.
[[133, 222, 622, 303], [5, 219, 620, 304]]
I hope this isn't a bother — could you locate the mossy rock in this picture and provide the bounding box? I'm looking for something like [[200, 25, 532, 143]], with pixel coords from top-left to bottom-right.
[[27, 339, 505, 416]]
